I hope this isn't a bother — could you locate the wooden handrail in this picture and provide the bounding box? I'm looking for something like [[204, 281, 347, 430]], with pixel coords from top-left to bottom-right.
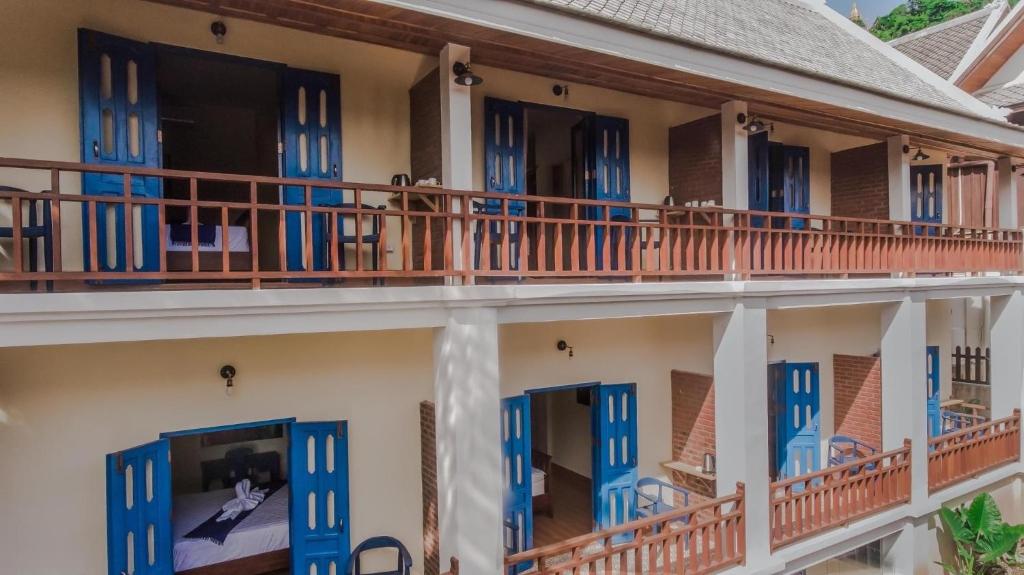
[[504, 484, 745, 574], [0, 157, 1020, 290], [769, 441, 912, 550], [928, 410, 1020, 493]]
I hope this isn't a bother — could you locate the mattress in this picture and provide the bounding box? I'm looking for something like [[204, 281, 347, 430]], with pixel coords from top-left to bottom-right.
[[166, 225, 251, 253], [531, 467, 546, 497], [172, 485, 289, 572]]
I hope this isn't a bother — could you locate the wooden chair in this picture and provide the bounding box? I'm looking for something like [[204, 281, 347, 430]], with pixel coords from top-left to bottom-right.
[[0, 186, 53, 290], [347, 536, 412, 575], [530, 449, 552, 518]]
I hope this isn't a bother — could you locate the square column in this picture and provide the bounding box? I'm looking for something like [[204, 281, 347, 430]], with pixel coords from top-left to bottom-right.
[[887, 135, 911, 221], [989, 292, 1024, 423], [713, 302, 769, 564], [434, 307, 503, 573], [720, 100, 749, 211], [440, 44, 473, 278], [880, 297, 928, 507], [997, 157, 1018, 230], [881, 521, 931, 575]]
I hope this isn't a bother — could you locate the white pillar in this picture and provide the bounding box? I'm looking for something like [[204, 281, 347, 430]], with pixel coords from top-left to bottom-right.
[[720, 101, 749, 210], [989, 292, 1024, 423], [434, 308, 503, 574], [997, 157, 1018, 230], [880, 297, 928, 508], [713, 302, 769, 564], [887, 135, 911, 221], [881, 521, 931, 575], [440, 44, 473, 278]]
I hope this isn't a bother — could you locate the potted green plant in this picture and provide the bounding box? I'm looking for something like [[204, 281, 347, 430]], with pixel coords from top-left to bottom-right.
[[939, 492, 1024, 574]]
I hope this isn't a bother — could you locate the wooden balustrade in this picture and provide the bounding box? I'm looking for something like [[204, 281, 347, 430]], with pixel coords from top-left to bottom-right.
[[952, 346, 990, 385], [503, 484, 745, 575], [928, 410, 1020, 493], [1, 157, 1021, 291], [769, 441, 912, 550]]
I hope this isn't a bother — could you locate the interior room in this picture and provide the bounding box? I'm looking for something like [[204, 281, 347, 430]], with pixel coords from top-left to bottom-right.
[[528, 386, 594, 547], [168, 422, 290, 575]]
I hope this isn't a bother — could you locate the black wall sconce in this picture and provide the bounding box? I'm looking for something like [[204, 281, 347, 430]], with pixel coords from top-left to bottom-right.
[[912, 148, 930, 161], [452, 62, 483, 87], [211, 20, 227, 44], [220, 364, 236, 396], [556, 339, 574, 358], [552, 84, 570, 97], [736, 113, 772, 135]]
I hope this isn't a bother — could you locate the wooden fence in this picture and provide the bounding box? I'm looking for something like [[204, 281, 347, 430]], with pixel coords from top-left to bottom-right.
[[951, 346, 989, 385], [503, 484, 745, 575], [928, 410, 1020, 493], [769, 441, 912, 550], [1, 158, 1021, 290]]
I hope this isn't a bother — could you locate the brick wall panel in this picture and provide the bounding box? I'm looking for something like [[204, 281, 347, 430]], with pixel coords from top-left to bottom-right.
[[420, 401, 439, 575], [669, 115, 722, 206], [831, 142, 889, 220], [833, 354, 882, 449]]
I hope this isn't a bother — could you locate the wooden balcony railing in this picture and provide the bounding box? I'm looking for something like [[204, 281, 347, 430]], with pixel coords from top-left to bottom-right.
[[928, 410, 1020, 493], [952, 346, 990, 385], [503, 484, 745, 575], [1, 158, 1021, 291], [769, 441, 912, 550]]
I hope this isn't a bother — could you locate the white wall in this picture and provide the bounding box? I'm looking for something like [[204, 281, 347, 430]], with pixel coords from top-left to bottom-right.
[[767, 304, 885, 468], [499, 315, 714, 482], [0, 329, 434, 575], [544, 389, 593, 478], [927, 299, 956, 400]]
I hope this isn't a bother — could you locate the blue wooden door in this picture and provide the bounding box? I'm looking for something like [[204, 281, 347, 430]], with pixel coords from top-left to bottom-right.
[[592, 383, 638, 539], [106, 439, 172, 575], [484, 98, 525, 200], [588, 116, 630, 269], [775, 362, 821, 479], [911, 165, 943, 230], [79, 29, 161, 273], [289, 421, 351, 575], [501, 395, 533, 568], [782, 146, 810, 230], [927, 345, 942, 437], [281, 69, 342, 271], [748, 131, 770, 227]]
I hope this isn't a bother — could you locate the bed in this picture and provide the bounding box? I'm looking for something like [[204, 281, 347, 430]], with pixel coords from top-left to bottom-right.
[[172, 484, 289, 575], [532, 450, 553, 517], [165, 224, 253, 272]]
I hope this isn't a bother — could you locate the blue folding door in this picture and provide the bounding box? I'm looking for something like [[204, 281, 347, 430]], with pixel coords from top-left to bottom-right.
[[289, 421, 351, 575], [748, 131, 770, 227], [774, 362, 821, 479], [592, 383, 638, 540], [106, 439, 172, 575], [282, 69, 342, 272], [782, 146, 810, 230], [501, 395, 533, 568], [588, 116, 630, 269], [79, 29, 161, 273], [926, 346, 942, 437], [482, 98, 526, 271], [911, 165, 943, 236]]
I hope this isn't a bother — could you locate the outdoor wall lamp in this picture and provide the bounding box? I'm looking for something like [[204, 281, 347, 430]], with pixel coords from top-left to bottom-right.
[[220, 364, 236, 396], [912, 147, 930, 161], [211, 20, 227, 44], [552, 84, 570, 97], [737, 113, 771, 135], [556, 339, 574, 358], [452, 62, 483, 87]]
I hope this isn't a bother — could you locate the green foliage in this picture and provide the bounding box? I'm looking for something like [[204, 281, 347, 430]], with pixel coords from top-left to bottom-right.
[[938, 492, 1024, 575], [871, 0, 993, 41]]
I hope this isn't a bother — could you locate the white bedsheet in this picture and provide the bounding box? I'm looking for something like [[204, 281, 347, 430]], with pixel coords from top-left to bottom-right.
[[532, 467, 546, 497], [166, 225, 251, 253], [172, 485, 289, 572]]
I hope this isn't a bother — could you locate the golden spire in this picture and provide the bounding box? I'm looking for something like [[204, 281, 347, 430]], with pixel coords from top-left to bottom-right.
[[850, 1, 862, 22]]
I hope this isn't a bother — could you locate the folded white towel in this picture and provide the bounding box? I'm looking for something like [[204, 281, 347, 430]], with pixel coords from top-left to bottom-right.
[[215, 479, 266, 522]]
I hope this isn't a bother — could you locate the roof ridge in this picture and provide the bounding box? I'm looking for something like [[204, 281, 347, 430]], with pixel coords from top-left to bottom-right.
[[889, 4, 996, 47]]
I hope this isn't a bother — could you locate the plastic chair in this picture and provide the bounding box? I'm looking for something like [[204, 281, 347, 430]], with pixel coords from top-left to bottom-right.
[[0, 186, 53, 290], [347, 536, 412, 575], [472, 200, 525, 271], [335, 203, 384, 272], [941, 410, 987, 438], [827, 435, 878, 474], [634, 477, 690, 519]]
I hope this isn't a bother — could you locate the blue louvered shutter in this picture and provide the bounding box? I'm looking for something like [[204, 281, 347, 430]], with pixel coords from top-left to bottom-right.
[[484, 98, 525, 214], [592, 383, 638, 542], [927, 346, 942, 437], [281, 69, 342, 271], [78, 29, 161, 272], [106, 439, 172, 575], [748, 131, 770, 227], [501, 395, 533, 571], [912, 165, 943, 238], [777, 362, 821, 480], [289, 421, 351, 575], [783, 146, 810, 230]]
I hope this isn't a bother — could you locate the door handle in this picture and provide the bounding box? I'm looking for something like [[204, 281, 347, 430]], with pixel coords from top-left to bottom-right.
[[333, 164, 338, 177], [92, 140, 100, 158], [338, 518, 344, 532]]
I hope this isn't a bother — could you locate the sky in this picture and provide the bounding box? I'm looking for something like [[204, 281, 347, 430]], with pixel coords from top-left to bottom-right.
[[826, 0, 907, 26]]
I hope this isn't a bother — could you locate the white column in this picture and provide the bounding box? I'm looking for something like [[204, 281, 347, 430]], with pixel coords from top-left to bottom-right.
[[989, 292, 1024, 423], [434, 307, 503, 574], [440, 44, 473, 278], [713, 302, 769, 564], [887, 135, 911, 221], [997, 157, 1018, 230], [720, 101, 749, 210], [881, 521, 931, 575], [880, 297, 928, 507]]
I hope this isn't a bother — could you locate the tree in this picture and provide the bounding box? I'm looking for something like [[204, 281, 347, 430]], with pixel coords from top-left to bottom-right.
[[871, 0, 992, 41], [938, 492, 1024, 575]]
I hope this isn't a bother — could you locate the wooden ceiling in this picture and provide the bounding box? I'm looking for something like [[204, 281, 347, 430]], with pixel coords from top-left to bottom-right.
[[146, 0, 1024, 159]]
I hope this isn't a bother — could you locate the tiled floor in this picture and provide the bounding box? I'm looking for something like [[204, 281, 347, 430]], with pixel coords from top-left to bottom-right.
[[532, 466, 594, 548]]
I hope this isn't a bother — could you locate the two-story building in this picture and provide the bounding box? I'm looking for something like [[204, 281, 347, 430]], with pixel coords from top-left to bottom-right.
[[1, 1, 1023, 574]]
